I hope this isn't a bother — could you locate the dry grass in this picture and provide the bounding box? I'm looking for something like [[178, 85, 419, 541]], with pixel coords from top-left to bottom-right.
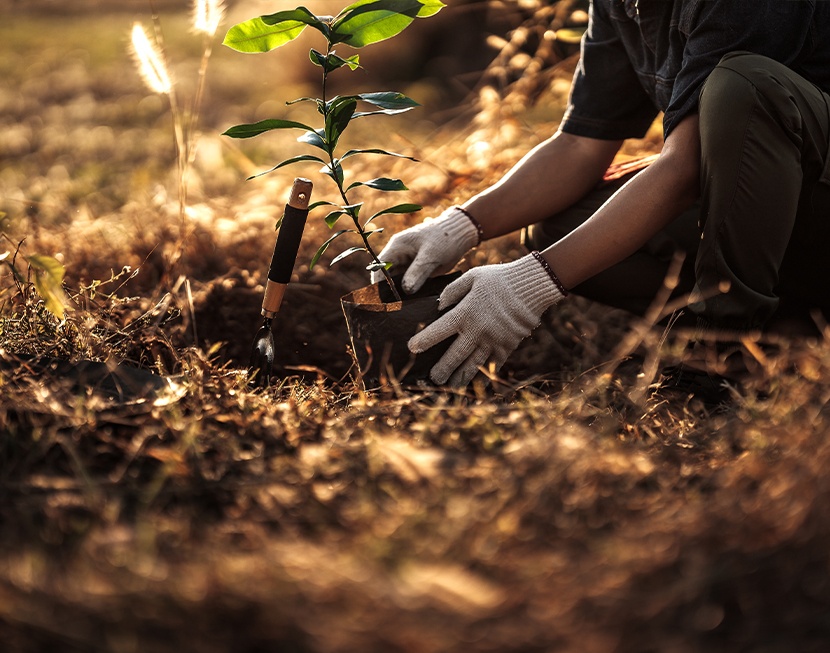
[[2, 4, 830, 653]]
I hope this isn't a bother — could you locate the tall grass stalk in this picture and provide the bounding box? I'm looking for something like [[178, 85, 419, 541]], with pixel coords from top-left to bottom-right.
[[130, 0, 225, 276], [187, 0, 226, 211], [130, 20, 186, 229]]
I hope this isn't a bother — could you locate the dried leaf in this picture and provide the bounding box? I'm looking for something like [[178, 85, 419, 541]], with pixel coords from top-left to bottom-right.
[[25, 254, 68, 320]]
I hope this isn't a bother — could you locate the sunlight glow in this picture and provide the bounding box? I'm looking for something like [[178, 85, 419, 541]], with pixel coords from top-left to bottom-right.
[[192, 0, 226, 37], [130, 23, 172, 95]]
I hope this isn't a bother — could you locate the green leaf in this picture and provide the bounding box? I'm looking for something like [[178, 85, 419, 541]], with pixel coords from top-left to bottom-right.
[[346, 177, 408, 192], [323, 203, 362, 227], [223, 18, 305, 53], [223, 8, 330, 52], [309, 48, 327, 67], [309, 200, 337, 211], [332, 0, 445, 48], [247, 154, 326, 180], [223, 119, 315, 139], [353, 108, 414, 118], [358, 91, 419, 110], [364, 203, 421, 226], [320, 161, 345, 185], [325, 97, 357, 150], [352, 92, 419, 118], [310, 49, 360, 72], [330, 246, 366, 266], [310, 229, 354, 268], [298, 129, 329, 152], [340, 148, 418, 162], [365, 260, 392, 272], [224, 16, 304, 53], [324, 94, 357, 110], [335, 52, 361, 70], [261, 7, 332, 35], [25, 255, 68, 320], [323, 209, 348, 228], [343, 202, 364, 218], [324, 92, 416, 118]]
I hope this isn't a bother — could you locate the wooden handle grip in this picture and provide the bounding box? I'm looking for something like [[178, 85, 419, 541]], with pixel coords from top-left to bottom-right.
[[261, 280, 287, 318], [288, 178, 313, 210]]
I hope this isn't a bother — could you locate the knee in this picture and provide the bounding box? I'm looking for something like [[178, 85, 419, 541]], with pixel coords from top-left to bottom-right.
[[714, 51, 778, 80], [700, 52, 796, 125], [699, 52, 765, 123]]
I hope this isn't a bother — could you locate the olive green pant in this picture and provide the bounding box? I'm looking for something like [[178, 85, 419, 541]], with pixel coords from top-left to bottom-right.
[[524, 52, 830, 332]]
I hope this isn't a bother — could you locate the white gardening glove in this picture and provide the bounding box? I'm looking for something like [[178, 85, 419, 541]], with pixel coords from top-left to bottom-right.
[[408, 253, 567, 387], [370, 206, 481, 294]]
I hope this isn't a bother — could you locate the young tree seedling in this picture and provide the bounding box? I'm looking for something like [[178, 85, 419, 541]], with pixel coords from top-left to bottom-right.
[[222, 0, 446, 302]]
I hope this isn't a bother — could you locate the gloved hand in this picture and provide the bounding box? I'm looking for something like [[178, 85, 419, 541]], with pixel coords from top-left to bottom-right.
[[370, 206, 481, 294], [408, 253, 567, 386]]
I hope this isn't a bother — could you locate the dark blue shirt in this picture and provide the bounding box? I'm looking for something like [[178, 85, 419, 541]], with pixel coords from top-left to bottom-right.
[[561, 0, 830, 139]]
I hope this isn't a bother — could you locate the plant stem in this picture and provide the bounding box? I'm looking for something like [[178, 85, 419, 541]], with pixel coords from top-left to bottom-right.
[[321, 42, 402, 303]]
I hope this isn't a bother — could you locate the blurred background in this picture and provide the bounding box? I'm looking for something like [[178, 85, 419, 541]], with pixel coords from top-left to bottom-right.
[[0, 0, 592, 224]]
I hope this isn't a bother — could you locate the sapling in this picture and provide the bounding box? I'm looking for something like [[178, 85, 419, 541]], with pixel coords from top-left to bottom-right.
[[222, 0, 445, 302]]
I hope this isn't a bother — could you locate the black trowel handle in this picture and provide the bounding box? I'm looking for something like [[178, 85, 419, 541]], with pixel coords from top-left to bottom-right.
[[261, 178, 313, 318]]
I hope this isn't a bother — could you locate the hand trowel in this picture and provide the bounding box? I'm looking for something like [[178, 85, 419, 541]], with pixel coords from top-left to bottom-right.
[[249, 177, 313, 386]]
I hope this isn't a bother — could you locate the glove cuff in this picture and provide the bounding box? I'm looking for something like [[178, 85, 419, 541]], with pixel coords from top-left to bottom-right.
[[436, 206, 483, 249], [506, 253, 567, 312], [529, 251, 569, 297]]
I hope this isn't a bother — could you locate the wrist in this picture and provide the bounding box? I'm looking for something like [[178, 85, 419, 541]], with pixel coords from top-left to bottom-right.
[[451, 205, 485, 245], [436, 206, 483, 248], [507, 253, 567, 311], [529, 251, 569, 297]]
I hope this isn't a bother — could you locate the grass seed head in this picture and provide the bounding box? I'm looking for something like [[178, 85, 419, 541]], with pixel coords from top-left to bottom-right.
[[192, 0, 226, 37], [130, 22, 172, 96]]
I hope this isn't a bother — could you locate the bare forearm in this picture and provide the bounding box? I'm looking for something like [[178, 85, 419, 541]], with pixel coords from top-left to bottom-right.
[[462, 131, 622, 240], [541, 115, 701, 289]]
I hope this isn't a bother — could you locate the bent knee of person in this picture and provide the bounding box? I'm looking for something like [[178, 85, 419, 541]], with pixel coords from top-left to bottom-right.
[[701, 51, 796, 112], [699, 51, 805, 138], [716, 51, 781, 75], [714, 51, 798, 82], [700, 52, 759, 109]]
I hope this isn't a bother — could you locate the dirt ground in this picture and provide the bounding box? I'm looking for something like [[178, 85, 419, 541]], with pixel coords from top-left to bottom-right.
[[3, 3, 830, 653]]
